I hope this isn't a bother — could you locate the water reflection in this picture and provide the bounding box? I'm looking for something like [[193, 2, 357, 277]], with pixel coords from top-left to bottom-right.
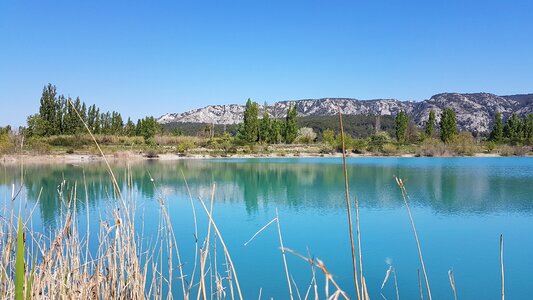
[[1, 157, 532, 226]]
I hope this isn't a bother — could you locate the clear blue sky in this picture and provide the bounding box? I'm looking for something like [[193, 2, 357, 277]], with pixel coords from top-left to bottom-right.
[[1, 0, 532, 127]]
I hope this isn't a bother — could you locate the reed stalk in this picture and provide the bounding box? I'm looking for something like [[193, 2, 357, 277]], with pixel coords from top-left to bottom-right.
[[338, 111, 361, 300], [395, 177, 432, 300], [500, 234, 504, 300]]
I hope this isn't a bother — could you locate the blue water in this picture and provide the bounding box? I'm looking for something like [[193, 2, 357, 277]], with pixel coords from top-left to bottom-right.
[[1, 157, 532, 299]]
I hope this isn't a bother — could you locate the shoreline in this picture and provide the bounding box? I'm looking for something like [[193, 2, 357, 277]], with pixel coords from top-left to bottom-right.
[[0, 151, 514, 165]]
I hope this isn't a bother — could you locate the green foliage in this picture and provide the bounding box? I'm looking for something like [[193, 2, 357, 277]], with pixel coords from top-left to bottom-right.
[[440, 108, 457, 143], [322, 129, 335, 146], [504, 113, 524, 145], [238, 99, 259, 143], [368, 132, 391, 152], [451, 132, 476, 156], [299, 115, 396, 139], [425, 110, 436, 138], [525, 114, 533, 144], [490, 112, 504, 143], [136, 117, 160, 144], [395, 110, 409, 145], [284, 105, 298, 143], [269, 119, 284, 144], [0, 129, 14, 154], [26, 138, 51, 154], [259, 110, 271, 143], [15, 217, 24, 300]]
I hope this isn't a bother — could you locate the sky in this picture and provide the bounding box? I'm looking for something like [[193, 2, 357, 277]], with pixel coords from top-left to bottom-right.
[[1, 0, 532, 127]]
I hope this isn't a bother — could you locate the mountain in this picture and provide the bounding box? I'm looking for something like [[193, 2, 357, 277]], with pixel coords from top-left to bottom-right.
[[158, 93, 533, 134]]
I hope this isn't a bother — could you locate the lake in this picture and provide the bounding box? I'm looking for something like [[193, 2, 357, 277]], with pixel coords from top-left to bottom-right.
[[1, 157, 532, 299]]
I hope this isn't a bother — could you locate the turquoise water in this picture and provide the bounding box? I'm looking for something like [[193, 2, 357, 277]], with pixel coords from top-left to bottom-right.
[[1, 157, 533, 299]]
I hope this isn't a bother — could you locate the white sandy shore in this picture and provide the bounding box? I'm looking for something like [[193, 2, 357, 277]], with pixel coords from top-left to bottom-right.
[[0, 151, 508, 165]]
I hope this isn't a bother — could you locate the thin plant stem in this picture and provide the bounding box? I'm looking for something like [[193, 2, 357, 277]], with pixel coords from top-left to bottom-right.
[[338, 111, 361, 300]]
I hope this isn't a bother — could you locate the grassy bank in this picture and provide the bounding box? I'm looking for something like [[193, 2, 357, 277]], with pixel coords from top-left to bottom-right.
[[0, 132, 531, 160]]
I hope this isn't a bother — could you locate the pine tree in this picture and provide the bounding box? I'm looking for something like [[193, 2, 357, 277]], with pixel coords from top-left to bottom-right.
[[395, 110, 409, 145], [284, 105, 298, 143], [504, 113, 523, 144], [525, 114, 533, 144], [490, 112, 504, 143], [440, 107, 457, 143], [425, 110, 436, 138]]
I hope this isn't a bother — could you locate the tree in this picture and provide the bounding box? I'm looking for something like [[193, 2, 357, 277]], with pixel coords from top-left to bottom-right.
[[395, 110, 409, 145], [238, 99, 259, 143], [295, 127, 317, 144], [322, 129, 335, 146], [110, 111, 124, 135], [284, 105, 298, 143], [425, 110, 436, 138], [124, 118, 136, 136], [525, 114, 533, 144], [269, 119, 283, 144], [37, 84, 59, 136], [137, 117, 160, 144], [504, 113, 523, 144], [440, 107, 457, 143], [259, 110, 271, 143], [490, 112, 504, 143]]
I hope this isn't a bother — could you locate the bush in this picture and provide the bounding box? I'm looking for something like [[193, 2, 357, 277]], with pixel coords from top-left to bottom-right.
[[66, 148, 75, 154], [143, 148, 159, 158], [500, 145, 529, 156], [295, 127, 317, 144], [368, 132, 391, 153], [451, 132, 476, 156], [0, 134, 14, 154], [27, 138, 51, 154], [415, 138, 450, 157]]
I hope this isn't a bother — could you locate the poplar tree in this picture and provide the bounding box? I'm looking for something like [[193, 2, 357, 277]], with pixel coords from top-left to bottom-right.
[[269, 119, 283, 144], [284, 105, 298, 143], [425, 110, 436, 138], [490, 112, 504, 143], [239, 99, 259, 143], [395, 110, 409, 145], [440, 107, 457, 143], [259, 110, 271, 143]]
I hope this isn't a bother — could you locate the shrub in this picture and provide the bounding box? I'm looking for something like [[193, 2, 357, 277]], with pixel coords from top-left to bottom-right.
[[27, 138, 51, 154], [143, 148, 159, 158], [368, 132, 391, 153], [415, 138, 450, 157], [295, 127, 317, 144], [451, 132, 476, 156], [0, 134, 14, 154]]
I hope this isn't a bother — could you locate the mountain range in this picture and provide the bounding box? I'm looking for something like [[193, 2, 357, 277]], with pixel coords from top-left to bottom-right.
[[158, 93, 533, 134]]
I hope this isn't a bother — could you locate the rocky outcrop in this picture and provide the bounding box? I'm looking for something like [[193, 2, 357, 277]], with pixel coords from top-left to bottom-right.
[[158, 93, 533, 134]]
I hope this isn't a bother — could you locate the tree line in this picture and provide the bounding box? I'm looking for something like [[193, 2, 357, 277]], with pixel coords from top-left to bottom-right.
[[26, 84, 160, 142], [394, 108, 457, 145], [237, 99, 299, 144], [393, 107, 533, 146], [489, 112, 533, 145]]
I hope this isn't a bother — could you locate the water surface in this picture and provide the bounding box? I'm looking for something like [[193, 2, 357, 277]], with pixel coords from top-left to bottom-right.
[[1, 157, 532, 299]]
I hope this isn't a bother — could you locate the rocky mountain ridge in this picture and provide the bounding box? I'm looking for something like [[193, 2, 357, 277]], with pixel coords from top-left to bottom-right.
[[158, 93, 533, 134]]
